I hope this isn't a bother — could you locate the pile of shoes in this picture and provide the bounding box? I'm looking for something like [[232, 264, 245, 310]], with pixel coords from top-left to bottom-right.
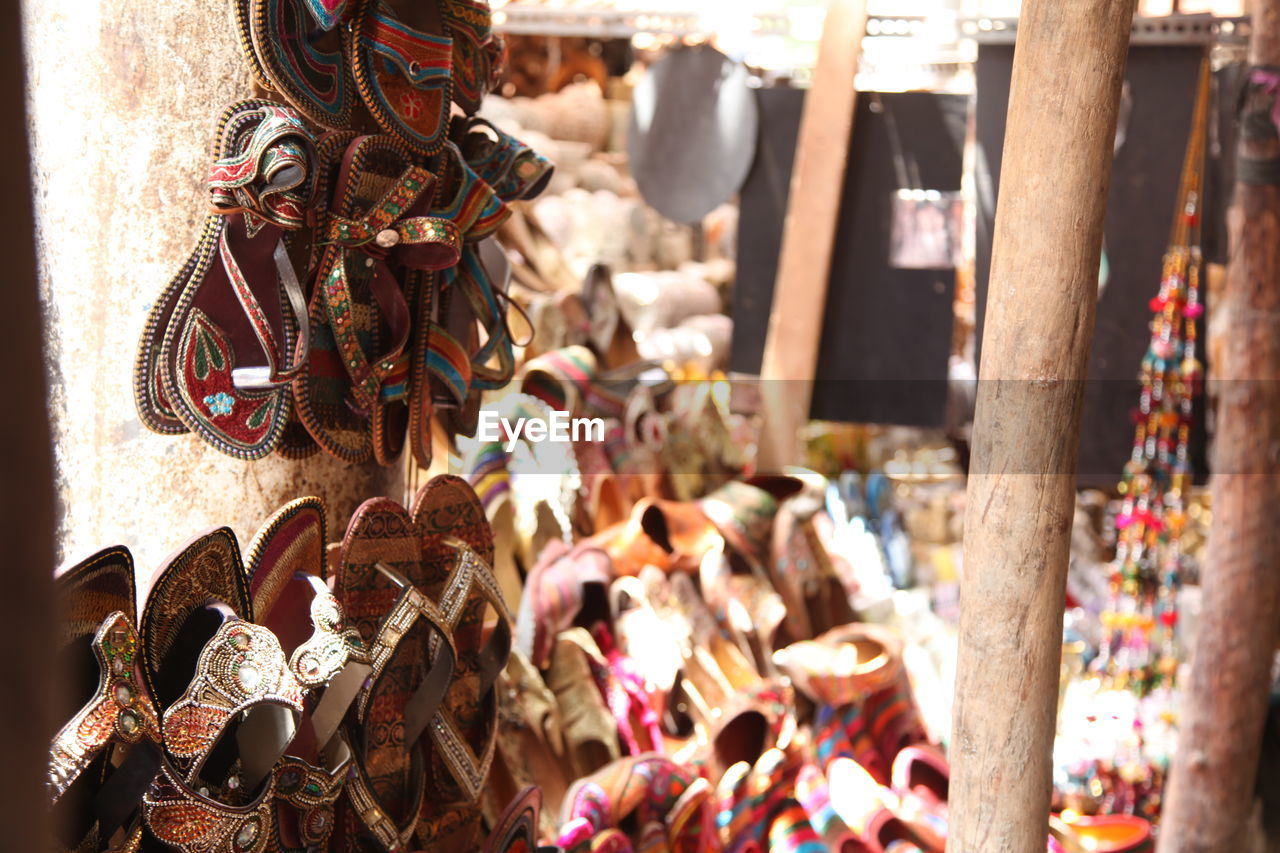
[[49, 477, 534, 853], [134, 0, 551, 465]]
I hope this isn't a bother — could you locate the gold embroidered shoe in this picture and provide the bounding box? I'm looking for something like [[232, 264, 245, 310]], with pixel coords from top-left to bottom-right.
[[143, 612, 306, 853], [137, 522, 360, 853], [50, 547, 162, 853]]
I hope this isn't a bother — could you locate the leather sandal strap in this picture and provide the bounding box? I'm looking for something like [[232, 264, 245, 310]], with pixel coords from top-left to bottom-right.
[[346, 563, 456, 853], [320, 163, 442, 412], [425, 539, 514, 802], [357, 563, 457, 721]]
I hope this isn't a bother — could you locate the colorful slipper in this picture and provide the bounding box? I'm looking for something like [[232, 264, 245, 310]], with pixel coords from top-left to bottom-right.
[[441, 0, 502, 116], [245, 0, 356, 129], [514, 539, 612, 669], [331, 497, 457, 853], [350, 0, 454, 154], [133, 100, 294, 439], [50, 547, 162, 853], [154, 100, 317, 460], [559, 754, 713, 853], [410, 475, 514, 851], [827, 758, 941, 853], [245, 498, 373, 852], [294, 133, 459, 464], [456, 116, 555, 203]]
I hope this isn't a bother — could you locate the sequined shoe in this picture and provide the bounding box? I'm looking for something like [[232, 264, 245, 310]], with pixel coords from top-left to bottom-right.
[[50, 547, 162, 853]]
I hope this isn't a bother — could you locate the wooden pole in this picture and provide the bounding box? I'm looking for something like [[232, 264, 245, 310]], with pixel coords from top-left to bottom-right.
[[1158, 2, 1280, 848], [949, 2, 1136, 851], [756, 0, 866, 472], [1, 0, 55, 846]]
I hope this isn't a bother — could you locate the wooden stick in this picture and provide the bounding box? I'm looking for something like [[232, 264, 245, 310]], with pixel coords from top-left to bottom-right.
[[1158, 2, 1280, 848], [756, 0, 866, 472], [0, 0, 54, 844], [949, 1, 1136, 850]]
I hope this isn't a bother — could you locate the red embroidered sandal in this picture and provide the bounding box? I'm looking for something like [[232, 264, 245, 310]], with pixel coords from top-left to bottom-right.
[[144, 100, 318, 460], [50, 547, 162, 853], [349, 0, 454, 155], [410, 475, 515, 852], [330, 497, 458, 853], [293, 133, 460, 464]]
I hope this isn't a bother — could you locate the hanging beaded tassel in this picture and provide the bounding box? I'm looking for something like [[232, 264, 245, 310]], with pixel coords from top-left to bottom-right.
[[1097, 60, 1210, 699]]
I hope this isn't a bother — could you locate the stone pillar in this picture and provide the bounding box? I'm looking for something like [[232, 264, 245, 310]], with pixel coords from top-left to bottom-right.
[[22, 0, 402, 571]]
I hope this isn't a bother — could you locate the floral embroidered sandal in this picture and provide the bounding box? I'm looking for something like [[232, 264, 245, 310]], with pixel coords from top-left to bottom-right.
[[350, 0, 454, 155], [140, 100, 317, 460], [330, 497, 458, 853], [50, 546, 162, 853], [293, 133, 460, 464], [134, 100, 311, 452]]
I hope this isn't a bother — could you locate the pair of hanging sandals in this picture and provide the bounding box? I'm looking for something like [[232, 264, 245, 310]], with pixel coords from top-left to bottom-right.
[[135, 0, 553, 465], [50, 477, 517, 853], [134, 100, 551, 463]]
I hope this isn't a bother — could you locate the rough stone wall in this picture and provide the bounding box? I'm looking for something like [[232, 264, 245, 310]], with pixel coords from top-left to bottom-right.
[[23, 0, 401, 575]]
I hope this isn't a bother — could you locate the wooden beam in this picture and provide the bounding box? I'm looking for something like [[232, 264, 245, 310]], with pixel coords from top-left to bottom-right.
[[948, 1, 1137, 850], [1158, 1, 1280, 848], [756, 0, 866, 472], [1, 0, 54, 847]]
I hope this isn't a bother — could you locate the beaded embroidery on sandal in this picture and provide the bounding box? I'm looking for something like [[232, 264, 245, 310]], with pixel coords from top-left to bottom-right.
[[50, 547, 162, 853]]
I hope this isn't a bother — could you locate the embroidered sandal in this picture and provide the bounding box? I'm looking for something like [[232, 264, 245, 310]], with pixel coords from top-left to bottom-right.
[[144, 100, 317, 460]]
